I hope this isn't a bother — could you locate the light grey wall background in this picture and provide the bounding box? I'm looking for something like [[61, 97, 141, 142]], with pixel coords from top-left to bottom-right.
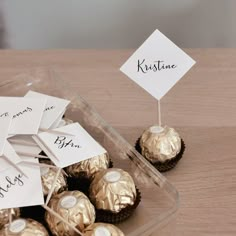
[[2, 0, 235, 49]]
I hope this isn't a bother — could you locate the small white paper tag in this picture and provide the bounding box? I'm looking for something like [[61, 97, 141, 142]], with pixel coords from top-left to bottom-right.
[[0, 141, 22, 172], [33, 123, 106, 168], [104, 170, 121, 183], [9, 219, 26, 233], [0, 157, 44, 209], [60, 196, 77, 209], [120, 29, 196, 100], [0, 97, 46, 135], [95, 227, 111, 236], [0, 112, 12, 156], [25, 91, 70, 129]]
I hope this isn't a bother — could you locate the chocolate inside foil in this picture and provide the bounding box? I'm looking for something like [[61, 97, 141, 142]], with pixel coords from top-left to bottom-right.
[[0, 218, 49, 236], [140, 125, 182, 163], [40, 166, 67, 196], [0, 208, 20, 229], [66, 152, 110, 179], [89, 168, 137, 213], [45, 191, 95, 235], [83, 223, 124, 236]]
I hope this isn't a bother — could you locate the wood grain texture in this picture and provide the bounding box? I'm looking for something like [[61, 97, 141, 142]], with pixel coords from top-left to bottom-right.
[[0, 49, 235, 235]]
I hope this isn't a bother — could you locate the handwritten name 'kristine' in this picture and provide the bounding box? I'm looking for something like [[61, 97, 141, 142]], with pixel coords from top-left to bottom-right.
[[54, 136, 81, 149], [0, 174, 24, 198], [137, 59, 177, 73]]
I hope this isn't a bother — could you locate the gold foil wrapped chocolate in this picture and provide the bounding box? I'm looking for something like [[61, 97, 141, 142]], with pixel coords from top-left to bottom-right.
[[66, 152, 110, 179], [89, 168, 136, 213], [45, 190, 95, 235], [83, 223, 125, 236], [40, 166, 67, 196], [140, 126, 181, 163], [0, 208, 20, 229], [0, 218, 49, 236]]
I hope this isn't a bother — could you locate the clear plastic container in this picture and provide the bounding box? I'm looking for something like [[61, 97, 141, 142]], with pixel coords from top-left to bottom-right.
[[0, 69, 179, 236]]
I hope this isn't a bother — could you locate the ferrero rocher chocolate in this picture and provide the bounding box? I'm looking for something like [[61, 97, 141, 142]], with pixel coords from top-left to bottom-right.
[[45, 191, 95, 235], [0, 218, 49, 236], [0, 208, 20, 229], [140, 126, 181, 163], [40, 166, 67, 196], [66, 152, 110, 179], [83, 223, 124, 236], [89, 168, 136, 213]]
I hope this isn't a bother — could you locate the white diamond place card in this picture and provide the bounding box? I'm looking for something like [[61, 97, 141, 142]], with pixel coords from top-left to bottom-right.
[[33, 122, 106, 168], [0, 112, 12, 156], [0, 141, 22, 172], [25, 91, 70, 129], [0, 157, 44, 209], [0, 97, 47, 135], [120, 29, 196, 100]]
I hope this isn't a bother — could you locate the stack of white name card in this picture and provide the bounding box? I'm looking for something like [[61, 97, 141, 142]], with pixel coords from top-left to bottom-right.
[[0, 90, 106, 214]]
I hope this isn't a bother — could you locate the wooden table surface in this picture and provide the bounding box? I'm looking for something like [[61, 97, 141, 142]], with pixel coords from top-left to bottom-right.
[[0, 49, 235, 235]]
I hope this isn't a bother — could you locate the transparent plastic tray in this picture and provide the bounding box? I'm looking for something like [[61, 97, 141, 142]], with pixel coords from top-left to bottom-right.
[[0, 70, 179, 236]]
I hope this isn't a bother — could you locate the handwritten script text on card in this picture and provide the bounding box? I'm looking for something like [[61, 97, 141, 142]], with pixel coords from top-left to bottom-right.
[[120, 29, 196, 100], [54, 136, 81, 149]]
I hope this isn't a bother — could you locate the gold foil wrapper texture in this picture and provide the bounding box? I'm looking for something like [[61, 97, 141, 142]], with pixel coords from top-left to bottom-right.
[[45, 190, 95, 235], [83, 223, 125, 236], [89, 168, 137, 213], [66, 152, 110, 179], [140, 126, 181, 163], [0, 208, 20, 229], [0, 218, 49, 236], [41, 166, 67, 196]]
